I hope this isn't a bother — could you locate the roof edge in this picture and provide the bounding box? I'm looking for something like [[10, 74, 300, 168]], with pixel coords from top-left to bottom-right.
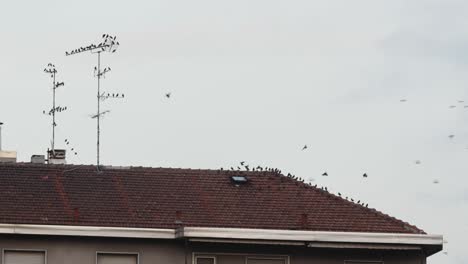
[[179, 227, 443, 246], [0, 223, 175, 239], [0, 224, 442, 246]]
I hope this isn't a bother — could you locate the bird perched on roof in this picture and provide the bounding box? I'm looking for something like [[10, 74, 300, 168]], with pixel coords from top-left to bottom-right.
[[363, 173, 368, 178], [240, 161, 245, 166], [322, 172, 328, 176], [338, 192, 341, 196]]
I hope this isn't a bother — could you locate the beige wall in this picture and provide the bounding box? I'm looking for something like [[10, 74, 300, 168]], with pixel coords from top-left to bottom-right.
[[0, 235, 425, 264]]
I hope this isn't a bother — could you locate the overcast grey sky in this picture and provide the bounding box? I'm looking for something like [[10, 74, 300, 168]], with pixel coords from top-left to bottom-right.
[[1, 0, 467, 262]]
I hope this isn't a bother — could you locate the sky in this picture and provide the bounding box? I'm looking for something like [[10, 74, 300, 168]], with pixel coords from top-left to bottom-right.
[[0, 0, 467, 262]]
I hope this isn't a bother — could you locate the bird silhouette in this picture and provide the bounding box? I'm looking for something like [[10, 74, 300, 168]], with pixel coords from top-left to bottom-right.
[[322, 172, 328, 176], [433, 180, 439, 184], [302, 145, 308, 151], [400, 99, 407, 102], [363, 173, 368, 178], [415, 160, 421, 165], [448, 135, 455, 139], [166, 93, 171, 98], [338, 192, 341, 196]]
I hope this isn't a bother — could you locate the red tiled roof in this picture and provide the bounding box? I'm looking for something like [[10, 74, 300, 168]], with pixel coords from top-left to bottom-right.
[[0, 163, 425, 234]]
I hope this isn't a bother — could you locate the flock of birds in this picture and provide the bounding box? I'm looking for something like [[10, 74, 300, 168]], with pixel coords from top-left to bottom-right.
[[220, 161, 371, 209], [64, 139, 78, 156]]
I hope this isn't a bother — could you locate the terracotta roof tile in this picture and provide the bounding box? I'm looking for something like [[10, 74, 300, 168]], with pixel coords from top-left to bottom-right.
[[0, 163, 425, 234]]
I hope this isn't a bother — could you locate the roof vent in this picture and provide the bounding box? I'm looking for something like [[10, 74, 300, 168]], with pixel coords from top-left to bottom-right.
[[231, 176, 248, 184], [31, 155, 46, 164]]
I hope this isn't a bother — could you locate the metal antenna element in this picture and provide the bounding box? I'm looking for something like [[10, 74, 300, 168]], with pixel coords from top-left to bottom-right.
[[43, 63, 67, 154], [65, 34, 122, 170]]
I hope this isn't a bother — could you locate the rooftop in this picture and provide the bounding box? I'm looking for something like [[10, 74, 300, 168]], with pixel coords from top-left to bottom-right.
[[0, 162, 425, 234]]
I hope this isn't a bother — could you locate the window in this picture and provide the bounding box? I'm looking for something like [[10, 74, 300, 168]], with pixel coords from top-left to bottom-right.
[[195, 256, 216, 264], [247, 257, 287, 264], [3, 250, 46, 264], [97, 253, 138, 264]]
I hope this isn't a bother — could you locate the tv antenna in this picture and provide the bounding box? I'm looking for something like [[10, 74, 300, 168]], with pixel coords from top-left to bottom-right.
[[65, 34, 122, 170], [43, 63, 67, 154]]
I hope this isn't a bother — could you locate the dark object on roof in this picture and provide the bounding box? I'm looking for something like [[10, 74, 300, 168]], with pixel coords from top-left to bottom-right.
[[0, 163, 425, 234], [231, 175, 248, 184]]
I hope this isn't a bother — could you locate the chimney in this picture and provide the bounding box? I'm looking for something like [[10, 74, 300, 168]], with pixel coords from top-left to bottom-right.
[[0, 122, 17, 163], [47, 149, 66, 164], [31, 155, 46, 164]]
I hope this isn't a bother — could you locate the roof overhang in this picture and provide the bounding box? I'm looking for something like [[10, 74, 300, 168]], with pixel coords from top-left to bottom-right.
[[0, 224, 442, 255]]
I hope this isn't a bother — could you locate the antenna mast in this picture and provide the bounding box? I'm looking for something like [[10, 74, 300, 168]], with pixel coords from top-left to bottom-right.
[[66, 34, 122, 170], [43, 63, 66, 154]]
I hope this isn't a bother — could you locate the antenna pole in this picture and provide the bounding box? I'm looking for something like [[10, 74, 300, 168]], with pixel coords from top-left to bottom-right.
[[0, 122, 3, 151], [52, 70, 56, 152], [65, 34, 121, 171], [97, 51, 101, 169]]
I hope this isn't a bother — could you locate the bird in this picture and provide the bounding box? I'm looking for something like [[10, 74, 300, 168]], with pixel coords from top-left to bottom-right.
[[365, 204, 368, 207], [433, 180, 439, 184], [351, 198, 354, 202], [240, 161, 245, 166], [165, 93, 171, 98], [415, 160, 421, 165], [357, 200, 360, 203], [338, 192, 341, 196], [400, 99, 407, 102], [363, 173, 368, 178], [302, 145, 308, 151], [448, 134, 455, 139], [458, 100, 464, 103], [322, 172, 328, 176]]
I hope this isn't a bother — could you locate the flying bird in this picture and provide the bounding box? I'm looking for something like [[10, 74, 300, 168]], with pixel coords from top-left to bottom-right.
[[400, 99, 407, 102], [448, 135, 455, 139], [165, 93, 171, 98], [433, 180, 439, 184], [363, 173, 368, 178], [322, 172, 328, 176], [415, 160, 421, 165], [302, 145, 308, 151]]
